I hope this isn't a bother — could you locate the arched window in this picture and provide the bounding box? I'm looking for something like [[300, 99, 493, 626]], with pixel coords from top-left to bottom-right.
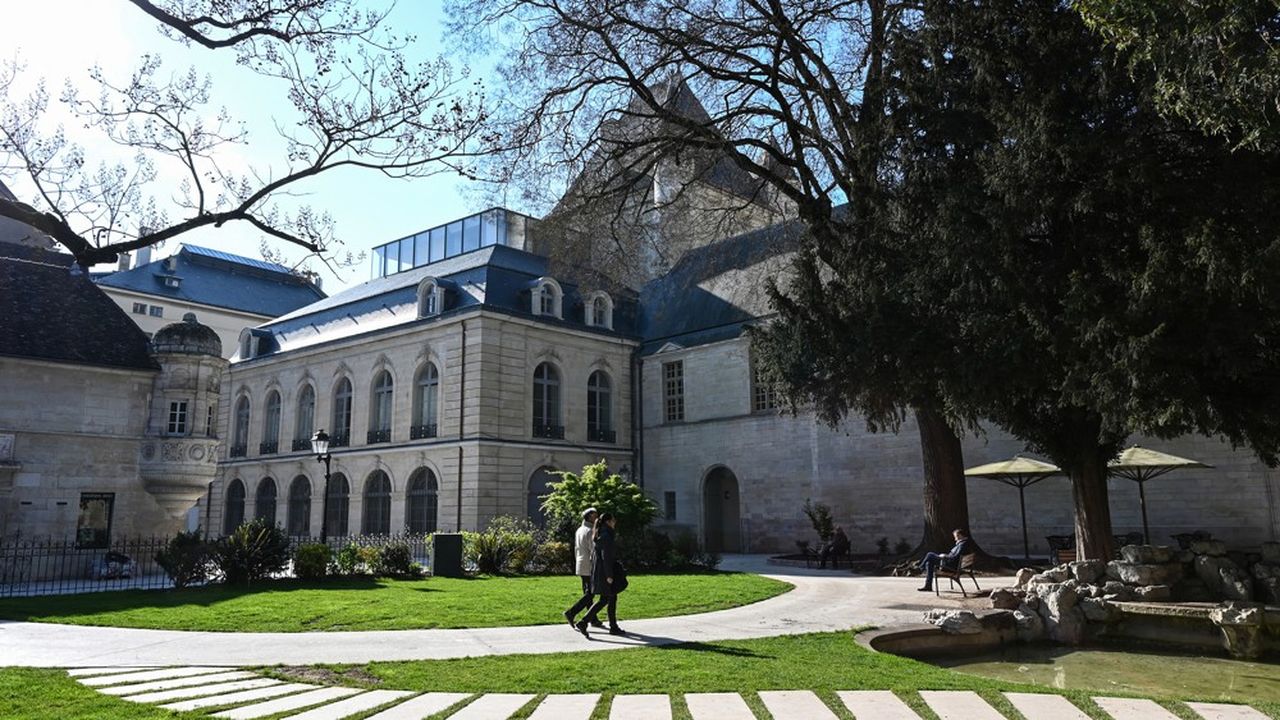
[[369, 370, 393, 443], [294, 384, 315, 448], [261, 390, 281, 453], [406, 468, 439, 533], [287, 476, 311, 536], [231, 396, 250, 457], [332, 378, 353, 446], [587, 370, 614, 443], [224, 479, 245, 534], [255, 477, 277, 525], [532, 362, 562, 438], [412, 363, 440, 439], [527, 467, 556, 527], [418, 278, 443, 317], [326, 473, 350, 537], [363, 470, 392, 535], [588, 293, 613, 329], [533, 278, 562, 319]]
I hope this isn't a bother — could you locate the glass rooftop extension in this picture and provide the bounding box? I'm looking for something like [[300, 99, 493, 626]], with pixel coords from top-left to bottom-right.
[[370, 207, 535, 279]]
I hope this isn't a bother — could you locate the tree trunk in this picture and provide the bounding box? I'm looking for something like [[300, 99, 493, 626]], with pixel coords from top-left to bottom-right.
[[1070, 447, 1115, 561], [915, 405, 970, 550]]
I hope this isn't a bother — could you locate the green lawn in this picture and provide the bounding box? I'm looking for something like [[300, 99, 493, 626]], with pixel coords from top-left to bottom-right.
[[0, 572, 789, 632], [0, 668, 209, 720]]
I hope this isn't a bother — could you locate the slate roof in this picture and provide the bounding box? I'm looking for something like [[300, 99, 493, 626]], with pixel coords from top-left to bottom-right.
[[96, 244, 325, 317], [0, 243, 159, 370]]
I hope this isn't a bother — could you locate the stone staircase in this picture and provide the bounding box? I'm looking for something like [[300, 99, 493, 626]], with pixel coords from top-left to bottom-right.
[[68, 666, 1271, 719]]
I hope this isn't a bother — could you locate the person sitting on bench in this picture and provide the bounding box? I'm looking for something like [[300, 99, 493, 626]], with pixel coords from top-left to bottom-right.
[[918, 528, 973, 592], [819, 526, 851, 569]]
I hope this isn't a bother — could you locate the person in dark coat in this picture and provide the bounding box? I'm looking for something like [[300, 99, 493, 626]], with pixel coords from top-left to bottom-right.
[[919, 528, 974, 591], [576, 511, 625, 637]]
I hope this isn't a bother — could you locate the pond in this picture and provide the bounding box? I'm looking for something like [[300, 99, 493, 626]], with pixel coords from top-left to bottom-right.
[[931, 644, 1280, 703]]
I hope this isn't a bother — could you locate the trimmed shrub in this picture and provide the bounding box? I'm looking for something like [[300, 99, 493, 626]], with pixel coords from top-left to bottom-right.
[[294, 543, 331, 580], [335, 543, 362, 575], [530, 539, 573, 575], [213, 519, 291, 585], [541, 461, 657, 541], [155, 531, 213, 588], [375, 543, 422, 578]]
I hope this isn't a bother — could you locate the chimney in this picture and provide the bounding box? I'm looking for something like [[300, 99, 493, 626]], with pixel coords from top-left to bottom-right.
[[116, 252, 131, 272], [136, 246, 152, 267]]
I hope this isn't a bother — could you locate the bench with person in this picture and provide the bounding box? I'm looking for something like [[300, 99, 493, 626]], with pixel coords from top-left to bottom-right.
[[918, 528, 976, 594]]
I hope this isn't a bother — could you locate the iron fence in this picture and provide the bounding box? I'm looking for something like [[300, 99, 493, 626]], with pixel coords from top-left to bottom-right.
[[0, 532, 436, 598]]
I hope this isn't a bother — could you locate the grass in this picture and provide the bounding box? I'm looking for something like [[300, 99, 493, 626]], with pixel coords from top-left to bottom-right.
[[0, 571, 789, 632], [0, 668, 208, 720]]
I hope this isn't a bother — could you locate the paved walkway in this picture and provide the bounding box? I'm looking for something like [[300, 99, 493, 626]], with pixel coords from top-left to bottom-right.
[[64, 667, 1272, 720], [2, 556, 957, 667]]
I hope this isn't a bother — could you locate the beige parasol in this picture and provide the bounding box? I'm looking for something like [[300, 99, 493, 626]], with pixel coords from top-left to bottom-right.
[[965, 456, 1063, 559]]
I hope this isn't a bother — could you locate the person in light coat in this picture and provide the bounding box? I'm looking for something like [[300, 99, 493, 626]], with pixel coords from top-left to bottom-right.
[[563, 507, 603, 629]]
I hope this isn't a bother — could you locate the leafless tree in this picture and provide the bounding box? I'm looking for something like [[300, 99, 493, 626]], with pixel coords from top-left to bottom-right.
[[0, 0, 491, 269]]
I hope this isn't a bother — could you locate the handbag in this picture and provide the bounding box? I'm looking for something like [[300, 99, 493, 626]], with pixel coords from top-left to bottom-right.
[[612, 560, 629, 594]]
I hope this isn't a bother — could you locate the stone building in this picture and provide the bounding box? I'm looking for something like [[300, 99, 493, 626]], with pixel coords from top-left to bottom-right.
[[0, 240, 226, 542]]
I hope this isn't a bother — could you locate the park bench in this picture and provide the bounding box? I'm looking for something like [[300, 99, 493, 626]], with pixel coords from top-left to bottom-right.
[[934, 553, 980, 597]]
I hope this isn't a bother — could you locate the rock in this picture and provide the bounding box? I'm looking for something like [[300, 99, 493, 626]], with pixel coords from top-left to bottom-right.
[[1036, 582, 1086, 644], [1014, 604, 1045, 642], [1176, 550, 1195, 565], [1209, 602, 1264, 659], [1112, 562, 1181, 586], [1030, 567, 1069, 585], [1191, 539, 1227, 557], [1262, 542, 1280, 565], [1069, 560, 1107, 584], [1015, 567, 1036, 589], [1022, 594, 1041, 611], [1102, 580, 1128, 596], [990, 588, 1021, 610], [1219, 565, 1254, 602], [1133, 584, 1172, 602], [1253, 563, 1280, 580], [1255, 576, 1280, 605], [923, 609, 984, 635], [1195, 555, 1237, 595], [1079, 596, 1119, 623], [1172, 579, 1214, 603], [1119, 545, 1175, 564]]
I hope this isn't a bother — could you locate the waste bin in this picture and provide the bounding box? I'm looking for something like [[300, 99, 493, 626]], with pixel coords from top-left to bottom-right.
[[431, 532, 465, 578]]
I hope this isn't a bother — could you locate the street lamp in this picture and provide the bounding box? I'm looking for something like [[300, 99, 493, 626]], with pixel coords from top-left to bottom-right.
[[311, 429, 332, 543]]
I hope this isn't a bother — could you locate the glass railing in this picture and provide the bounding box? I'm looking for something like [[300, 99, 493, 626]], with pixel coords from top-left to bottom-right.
[[370, 208, 534, 280]]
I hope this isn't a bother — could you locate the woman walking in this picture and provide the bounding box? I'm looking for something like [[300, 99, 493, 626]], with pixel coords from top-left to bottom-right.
[[576, 511, 626, 637]]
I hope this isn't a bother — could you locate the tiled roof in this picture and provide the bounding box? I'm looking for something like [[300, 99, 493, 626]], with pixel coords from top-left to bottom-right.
[[0, 243, 159, 371], [96, 244, 325, 317]]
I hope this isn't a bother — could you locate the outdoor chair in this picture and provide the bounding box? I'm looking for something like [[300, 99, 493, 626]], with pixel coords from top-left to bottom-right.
[[935, 554, 980, 597], [1046, 534, 1076, 565]]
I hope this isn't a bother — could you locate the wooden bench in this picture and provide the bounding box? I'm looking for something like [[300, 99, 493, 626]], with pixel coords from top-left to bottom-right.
[[935, 554, 980, 597], [1046, 534, 1076, 565]]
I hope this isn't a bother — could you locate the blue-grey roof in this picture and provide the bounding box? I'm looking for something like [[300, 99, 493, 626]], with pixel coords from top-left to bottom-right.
[[96, 244, 325, 317]]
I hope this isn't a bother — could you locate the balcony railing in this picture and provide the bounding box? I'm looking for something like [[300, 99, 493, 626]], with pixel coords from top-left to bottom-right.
[[259, 441, 279, 455], [367, 429, 391, 444], [229, 444, 247, 458], [533, 422, 565, 440], [292, 438, 311, 452], [330, 433, 350, 448], [588, 428, 617, 444], [410, 424, 438, 440]]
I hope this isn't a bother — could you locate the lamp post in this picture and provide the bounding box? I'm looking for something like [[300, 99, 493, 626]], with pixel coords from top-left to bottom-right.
[[311, 429, 332, 544]]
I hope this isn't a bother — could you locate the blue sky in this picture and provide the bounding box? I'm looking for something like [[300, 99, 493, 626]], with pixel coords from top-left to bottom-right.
[[0, 1, 507, 293]]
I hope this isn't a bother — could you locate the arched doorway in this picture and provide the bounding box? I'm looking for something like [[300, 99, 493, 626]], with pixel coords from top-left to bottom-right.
[[703, 466, 741, 553], [527, 467, 557, 527]]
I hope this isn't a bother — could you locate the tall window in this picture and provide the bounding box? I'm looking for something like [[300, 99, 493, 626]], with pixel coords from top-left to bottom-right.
[[326, 474, 350, 536], [363, 470, 392, 535], [589, 295, 612, 329], [587, 371, 613, 442], [224, 479, 245, 534], [232, 396, 250, 456], [664, 491, 677, 521], [262, 391, 281, 452], [287, 476, 311, 536], [76, 492, 115, 549], [539, 285, 555, 315], [255, 477, 277, 525], [532, 362, 562, 438], [206, 402, 217, 438], [332, 378, 353, 445], [413, 363, 439, 438], [369, 371, 393, 443], [406, 468, 439, 533], [167, 400, 188, 435], [295, 385, 315, 445], [419, 280, 441, 317], [663, 360, 685, 423], [751, 360, 779, 412]]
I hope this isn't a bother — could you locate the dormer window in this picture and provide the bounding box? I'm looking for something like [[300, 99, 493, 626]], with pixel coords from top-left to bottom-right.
[[417, 277, 445, 318], [586, 292, 614, 330], [238, 328, 257, 359], [163, 276, 182, 288], [532, 278, 562, 319]]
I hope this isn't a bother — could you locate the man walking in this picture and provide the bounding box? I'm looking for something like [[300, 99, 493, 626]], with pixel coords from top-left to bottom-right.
[[564, 507, 603, 628]]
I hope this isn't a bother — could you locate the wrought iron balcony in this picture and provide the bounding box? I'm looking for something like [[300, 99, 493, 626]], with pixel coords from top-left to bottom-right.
[[533, 422, 565, 439], [367, 429, 392, 444], [259, 441, 279, 455], [229, 444, 247, 458], [588, 428, 617, 443], [292, 438, 311, 452], [330, 433, 350, 448], [410, 424, 438, 440]]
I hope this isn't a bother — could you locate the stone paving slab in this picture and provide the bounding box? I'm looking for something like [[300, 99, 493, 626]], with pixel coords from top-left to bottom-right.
[[159, 683, 319, 712], [1093, 697, 1182, 720], [526, 693, 602, 720], [214, 687, 363, 719], [280, 689, 416, 720], [446, 693, 537, 720], [1186, 702, 1273, 720], [837, 690, 921, 719], [66, 666, 156, 677], [124, 678, 283, 704], [1003, 693, 1091, 720], [919, 690, 1005, 720], [99, 670, 256, 695], [79, 666, 231, 686], [759, 690, 839, 720], [684, 692, 756, 720], [363, 692, 472, 720], [610, 694, 673, 720]]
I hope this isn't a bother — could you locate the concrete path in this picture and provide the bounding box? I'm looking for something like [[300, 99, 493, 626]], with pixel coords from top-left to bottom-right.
[[1, 556, 960, 667]]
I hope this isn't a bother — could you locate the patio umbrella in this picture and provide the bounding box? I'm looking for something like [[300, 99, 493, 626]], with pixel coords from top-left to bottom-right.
[[1107, 446, 1211, 545], [964, 456, 1063, 559]]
